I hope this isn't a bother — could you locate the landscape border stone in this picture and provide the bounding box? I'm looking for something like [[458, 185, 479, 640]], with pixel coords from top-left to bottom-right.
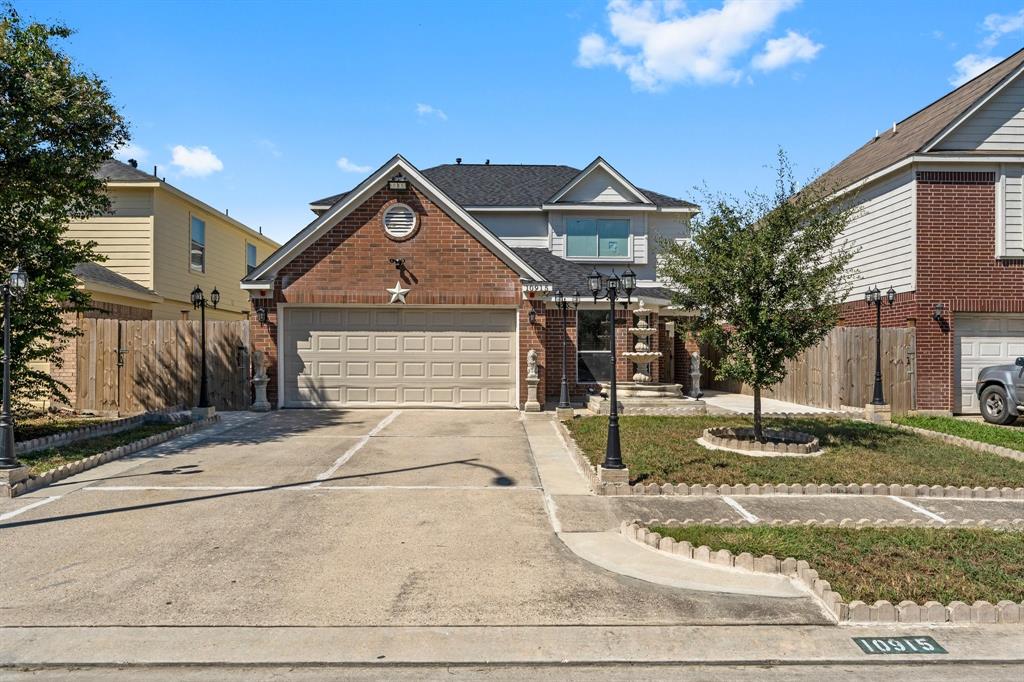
[[7, 415, 219, 498], [14, 406, 186, 456], [621, 520, 1024, 626], [555, 417, 1024, 499], [889, 421, 1024, 463], [700, 426, 822, 456]]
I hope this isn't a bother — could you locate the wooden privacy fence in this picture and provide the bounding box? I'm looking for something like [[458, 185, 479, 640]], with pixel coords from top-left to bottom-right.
[[75, 319, 251, 414], [702, 327, 916, 414]]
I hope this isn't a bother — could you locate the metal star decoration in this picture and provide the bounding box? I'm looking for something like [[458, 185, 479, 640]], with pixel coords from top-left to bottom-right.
[[387, 281, 410, 304]]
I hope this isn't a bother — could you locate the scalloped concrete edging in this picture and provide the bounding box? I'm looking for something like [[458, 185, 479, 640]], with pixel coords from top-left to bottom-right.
[[700, 426, 822, 457], [556, 417, 1024, 499], [14, 406, 185, 456], [622, 520, 1024, 626], [8, 415, 219, 498], [890, 421, 1024, 463], [628, 516, 1024, 530]]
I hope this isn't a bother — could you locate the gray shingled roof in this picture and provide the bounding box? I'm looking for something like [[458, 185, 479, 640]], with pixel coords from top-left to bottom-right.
[[816, 48, 1024, 190], [74, 262, 160, 299], [512, 248, 676, 302], [311, 164, 697, 209], [95, 158, 160, 183]]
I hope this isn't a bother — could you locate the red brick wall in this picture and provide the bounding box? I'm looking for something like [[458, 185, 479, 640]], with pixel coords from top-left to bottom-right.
[[839, 170, 1024, 412], [250, 183, 526, 407]]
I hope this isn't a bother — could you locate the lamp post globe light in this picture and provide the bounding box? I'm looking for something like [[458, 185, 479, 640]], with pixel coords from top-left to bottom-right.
[[588, 267, 636, 472], [865, 285, 896, 405], [551, 289, 580, 412], [1, 265, 29, 470], [191, 285, 219, 416]]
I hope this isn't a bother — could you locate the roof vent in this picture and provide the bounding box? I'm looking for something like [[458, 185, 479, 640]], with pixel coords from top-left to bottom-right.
[[456, 157, 462, 164], [485, 159, 490, 165], [128, 158, 138, 168], [382, 203, 417, 240]]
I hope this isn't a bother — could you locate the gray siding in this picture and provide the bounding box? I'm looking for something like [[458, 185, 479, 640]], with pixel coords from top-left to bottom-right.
[[840, 170, 916, 302], [936, 75, 1024, 151]]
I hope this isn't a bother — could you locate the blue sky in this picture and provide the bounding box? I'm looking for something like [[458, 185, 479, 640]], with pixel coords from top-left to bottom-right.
[[17, 0, 1024, 243]]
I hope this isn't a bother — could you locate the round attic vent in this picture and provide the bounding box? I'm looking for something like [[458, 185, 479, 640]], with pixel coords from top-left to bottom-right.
[[382, 203, 417, 240]]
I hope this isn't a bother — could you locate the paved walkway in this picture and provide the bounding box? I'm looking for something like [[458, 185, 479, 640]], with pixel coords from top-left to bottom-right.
[[702, 390, 841, 415]]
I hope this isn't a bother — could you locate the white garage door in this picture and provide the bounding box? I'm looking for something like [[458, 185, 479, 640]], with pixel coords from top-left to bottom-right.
[[282, 307, 517, 408], [955, 314, 1024, 413]]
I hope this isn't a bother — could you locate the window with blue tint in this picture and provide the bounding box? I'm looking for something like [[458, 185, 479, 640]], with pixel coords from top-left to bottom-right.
[[565, 218, 630, 258], [190, 216, 206, 272], [566, 219, 598, 257], [598, 219, 629, 257], [246, 242, 257, 274]]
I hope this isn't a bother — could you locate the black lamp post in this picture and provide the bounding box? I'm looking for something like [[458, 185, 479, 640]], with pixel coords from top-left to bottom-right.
[[191, 285, 220, 409], [865, 285, 895, 405], [551, 289, 580, 409], [1, 265, 28, 469], [588, 267, 636, 470]]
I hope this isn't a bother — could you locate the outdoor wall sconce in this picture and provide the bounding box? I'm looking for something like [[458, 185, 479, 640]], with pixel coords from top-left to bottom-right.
[[388, 257, 406, 273], [932, 303, 945, 321], [388, 173, 408, 191], [528, 308, 537, 324], [255, 307, 269, 325]]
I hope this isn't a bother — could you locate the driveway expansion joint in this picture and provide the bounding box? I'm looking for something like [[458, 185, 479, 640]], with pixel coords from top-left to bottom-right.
[[623, 521, 1024, 627]]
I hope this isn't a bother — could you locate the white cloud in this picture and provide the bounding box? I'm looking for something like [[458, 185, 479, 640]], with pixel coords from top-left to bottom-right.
[[416, 103, 448, 120], [949, 53, 1003, 86], [336, 156, 371, 173], [575, 0, 813, 90], [256, 138, 282, 158], [170, 145, 223, 177], [981, 9, 1024, 48], [752, 30, 822, 71], [114, 142, 148, 164]]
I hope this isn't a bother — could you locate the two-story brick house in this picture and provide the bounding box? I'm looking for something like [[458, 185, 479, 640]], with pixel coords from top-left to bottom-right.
[[823, 48, 1024, 415], [241, 156, 697, 410]]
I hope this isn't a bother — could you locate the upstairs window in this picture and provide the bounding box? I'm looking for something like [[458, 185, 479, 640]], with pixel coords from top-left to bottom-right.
[[190, 216, 206, 272], [566, 218, 630, 258], [246, 242, 257, 274]]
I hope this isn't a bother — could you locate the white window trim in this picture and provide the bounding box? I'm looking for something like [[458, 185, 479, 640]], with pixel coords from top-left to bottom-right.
[[564, 216, 633, 261], [246, 241, 258, 275], [997, 164, 1006, 259], [190, 214, 206, 274]]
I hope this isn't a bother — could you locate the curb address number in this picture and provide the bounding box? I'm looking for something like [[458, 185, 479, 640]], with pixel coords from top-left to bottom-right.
[[853, 636, 947, 655]]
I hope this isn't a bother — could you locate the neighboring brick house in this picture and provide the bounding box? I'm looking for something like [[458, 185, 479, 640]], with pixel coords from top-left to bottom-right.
[[241, 155, 698, 410], [820, 48, 1024, 414]]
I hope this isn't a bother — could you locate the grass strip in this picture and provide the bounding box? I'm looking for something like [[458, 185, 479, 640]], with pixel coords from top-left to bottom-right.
[[15, 415, 115, 442], [895, 414, 1024, 453], [653, 524, 1024, 605], [20, 423, 181, 475], [566, 415, 1024, 487]]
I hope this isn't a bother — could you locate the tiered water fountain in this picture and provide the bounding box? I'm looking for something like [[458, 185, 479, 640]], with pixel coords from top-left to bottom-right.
[[586, 299, 706, 415], [622, 300, 661, 384]]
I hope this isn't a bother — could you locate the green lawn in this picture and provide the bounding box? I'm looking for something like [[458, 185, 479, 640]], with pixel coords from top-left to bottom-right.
[[15, 414, 114, 442], [20, 423, 180, 476], [565, 415, 1024, 487], [895, 414, 1024, 452], [653, 525, 1024, 605]]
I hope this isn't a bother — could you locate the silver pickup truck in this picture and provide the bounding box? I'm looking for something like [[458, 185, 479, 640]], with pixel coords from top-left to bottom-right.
[[976, 357, 1024, 424]]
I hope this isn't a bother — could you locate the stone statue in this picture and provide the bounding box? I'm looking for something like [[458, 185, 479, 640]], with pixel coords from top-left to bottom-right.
[[527, 348, 539, 380], [250, 350, 271, 412], [688, 351, 703, 399], [252, 350, 268, 380]]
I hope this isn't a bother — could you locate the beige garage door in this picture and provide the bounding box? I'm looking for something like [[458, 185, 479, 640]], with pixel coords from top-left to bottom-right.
[[955, 314, 1024, 413], [282, 307, 517, 408]]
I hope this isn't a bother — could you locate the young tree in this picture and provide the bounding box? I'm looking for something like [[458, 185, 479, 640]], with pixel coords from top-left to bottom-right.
[[0, 5, 129, 407], [658, 150, 855, 440]]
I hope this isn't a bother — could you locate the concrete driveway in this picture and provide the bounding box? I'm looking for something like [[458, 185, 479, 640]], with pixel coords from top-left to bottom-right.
[[0, 409, 827, 628]]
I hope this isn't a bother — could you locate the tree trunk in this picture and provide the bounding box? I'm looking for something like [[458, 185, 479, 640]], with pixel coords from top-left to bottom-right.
[[753, 386, 763, 441]]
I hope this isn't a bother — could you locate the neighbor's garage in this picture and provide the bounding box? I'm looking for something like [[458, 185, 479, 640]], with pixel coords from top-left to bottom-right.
[[281, 307, 517, 408], [955, 314, 1024, 413]]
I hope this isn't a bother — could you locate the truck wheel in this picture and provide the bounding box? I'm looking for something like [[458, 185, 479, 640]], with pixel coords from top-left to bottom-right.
[[980, 385, 1017, 425]]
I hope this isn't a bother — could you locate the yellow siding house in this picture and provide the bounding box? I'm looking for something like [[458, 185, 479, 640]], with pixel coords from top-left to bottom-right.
[[65, 159, 278, 320]]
